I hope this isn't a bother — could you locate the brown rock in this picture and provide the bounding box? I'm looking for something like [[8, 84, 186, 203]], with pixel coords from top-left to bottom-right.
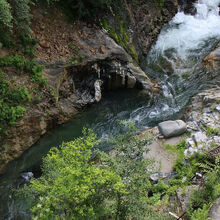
[[39, 40, 50, 48], [90, 48, 95, 54], [100, 45, 106, 54], [0, 49, 9, 58], [202, 47, 220, 67]]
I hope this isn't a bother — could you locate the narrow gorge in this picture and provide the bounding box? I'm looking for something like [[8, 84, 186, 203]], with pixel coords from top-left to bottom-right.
[[1, 0, 220, 219]]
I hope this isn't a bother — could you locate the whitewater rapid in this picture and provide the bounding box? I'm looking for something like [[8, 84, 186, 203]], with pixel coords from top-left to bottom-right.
[[154, 0, 220, 60]]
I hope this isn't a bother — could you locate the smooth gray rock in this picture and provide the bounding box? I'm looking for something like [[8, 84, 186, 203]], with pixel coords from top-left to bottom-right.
[[209, 197, 220, 220], [158, 120, 186, 138]]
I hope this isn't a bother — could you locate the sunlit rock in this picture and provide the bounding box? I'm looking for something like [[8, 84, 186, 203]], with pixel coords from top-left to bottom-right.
[[158, 120, 186, 138]]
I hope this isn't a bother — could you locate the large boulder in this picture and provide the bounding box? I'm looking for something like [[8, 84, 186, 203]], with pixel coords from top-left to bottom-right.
[[158, 120, 187, 138]]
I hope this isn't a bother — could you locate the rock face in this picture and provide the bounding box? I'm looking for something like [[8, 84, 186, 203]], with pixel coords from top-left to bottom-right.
[[181, 44, 220, 156], [184, 88, 220, 156], [203, 44, 220, 75], [178, 0, 197, 15], [158, 120, 187, 138], [109, 0, 178, 62], [176, 185, 199, 212], [0, 1, 178, 174], [209, 197, 220, 220]]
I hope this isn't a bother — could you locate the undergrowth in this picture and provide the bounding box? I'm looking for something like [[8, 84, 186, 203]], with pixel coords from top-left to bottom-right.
[[164, 140, 220, 219], [0, 54, 47, 86], [0, 71, 30, 134], [0, 32, 47, 134]]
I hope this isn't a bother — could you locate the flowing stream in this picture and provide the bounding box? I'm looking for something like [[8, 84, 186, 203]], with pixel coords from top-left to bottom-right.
[[1, 0, 220, 219]]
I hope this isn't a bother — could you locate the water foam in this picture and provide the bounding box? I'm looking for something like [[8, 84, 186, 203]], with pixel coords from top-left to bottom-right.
[[155, 0, 220, 59]]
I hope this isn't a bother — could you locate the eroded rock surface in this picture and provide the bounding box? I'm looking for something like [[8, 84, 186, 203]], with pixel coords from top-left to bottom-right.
[[0, 1, 178, 174], [184, 88, 220, 156], [176, 185, 199, 212], [209, 197, 220, 220]]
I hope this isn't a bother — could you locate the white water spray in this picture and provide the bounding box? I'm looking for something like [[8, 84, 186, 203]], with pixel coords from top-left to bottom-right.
[[155, 0, 220, 59]]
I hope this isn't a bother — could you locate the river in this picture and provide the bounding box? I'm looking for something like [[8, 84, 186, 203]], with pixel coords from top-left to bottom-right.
[[1, 0, 220, 219]]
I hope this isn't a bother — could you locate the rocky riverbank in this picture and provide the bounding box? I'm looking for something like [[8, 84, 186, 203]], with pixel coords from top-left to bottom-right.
[[142, 42, 220, 219], [0, 1, 178, 174]]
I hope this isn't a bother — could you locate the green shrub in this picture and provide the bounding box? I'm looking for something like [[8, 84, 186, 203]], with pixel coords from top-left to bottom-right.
[[12, 0, 33, 32], [16, 123, 174, 219], [0, 0, 13, 30], [18, 35, 38, 58], [191, 204, 211, 220], [97, 122, 155, 219], [18, 129, 126, 219], [0, 55, 47, 85], [0, 0, 33, 33], [187, 158, 220, 218], [0, 30, 15, 48], [0, 71, 30, 131]]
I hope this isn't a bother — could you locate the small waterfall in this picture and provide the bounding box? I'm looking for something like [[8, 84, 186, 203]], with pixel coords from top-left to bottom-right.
[[155, 0, 220, 58], [142, 0, 220, 124]]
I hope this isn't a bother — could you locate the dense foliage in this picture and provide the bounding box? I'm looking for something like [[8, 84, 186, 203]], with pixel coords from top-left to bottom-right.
[[0, 0, 32, 32], [16, 122, 220, 219], [0, 71, 29, 133], [17, 124, 172, 219], [0, 0, 117, 33], [0, 0, 13, 30]]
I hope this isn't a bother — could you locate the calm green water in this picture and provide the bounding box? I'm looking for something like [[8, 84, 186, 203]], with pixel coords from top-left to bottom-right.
[[1, 89, 181, 220]]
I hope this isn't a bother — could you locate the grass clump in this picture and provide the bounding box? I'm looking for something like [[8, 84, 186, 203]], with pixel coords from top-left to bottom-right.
[[206, 126, 220, 137], [18, 35, 38, 58], [0, 54, 47, 86]]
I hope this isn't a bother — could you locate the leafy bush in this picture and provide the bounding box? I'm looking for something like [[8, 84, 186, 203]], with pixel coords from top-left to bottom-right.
[[17, 123, 172, 219], [19, 129, 126, 219], [0, 30, 15, 48], [0, 71, 30, 131], [12, 0, 32, 32], [97, 122, 155, 219], [0, 54, 47, 86], [18, 34, 38, 58], [0, 0, 13, 30], [0, 0, 33, 33]]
